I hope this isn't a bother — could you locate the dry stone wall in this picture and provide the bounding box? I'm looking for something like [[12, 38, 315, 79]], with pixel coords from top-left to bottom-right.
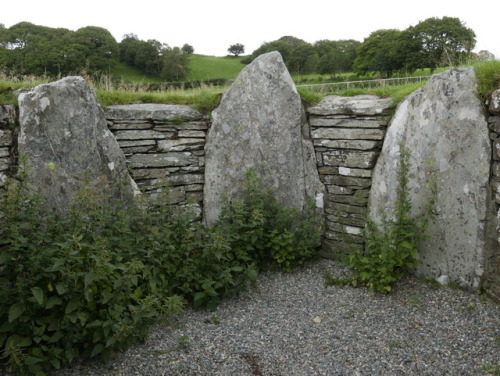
[[486, 89, 500, 301], [0, 105, 16, 190], [307, 95, 393, 256], [0, 66, 499, 301], [105, 104, 208, 219]]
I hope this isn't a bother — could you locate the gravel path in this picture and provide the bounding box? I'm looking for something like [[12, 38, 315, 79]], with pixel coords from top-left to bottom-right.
[[53, 259, 499, 376]]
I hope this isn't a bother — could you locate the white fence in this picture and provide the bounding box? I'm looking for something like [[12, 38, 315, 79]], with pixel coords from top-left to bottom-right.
[[296, 75, 432, 91]]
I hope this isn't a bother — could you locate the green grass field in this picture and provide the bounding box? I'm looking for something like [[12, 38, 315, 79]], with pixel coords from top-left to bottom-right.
[[186, 55, 248, 81], [108, 55, 248, 84], [110, 62, 164, 83]]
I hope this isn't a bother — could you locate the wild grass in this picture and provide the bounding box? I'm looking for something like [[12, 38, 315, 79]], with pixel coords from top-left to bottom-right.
[[2, 59, 497, 112], [298, 81, 427, 107], [473, 59, 500, 99]]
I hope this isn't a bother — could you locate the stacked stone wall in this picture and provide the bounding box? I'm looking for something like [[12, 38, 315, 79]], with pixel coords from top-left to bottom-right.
[[486, 89, 500, 301], [306, 95, 393, 257], [0, 105, 16, 191], [105, 104, 208, 219]]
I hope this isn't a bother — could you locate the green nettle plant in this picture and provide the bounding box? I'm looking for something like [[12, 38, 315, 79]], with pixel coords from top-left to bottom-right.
[[213, 169, 323, 273], [327, 146, 435, 294], [0, 165, 321, 375]]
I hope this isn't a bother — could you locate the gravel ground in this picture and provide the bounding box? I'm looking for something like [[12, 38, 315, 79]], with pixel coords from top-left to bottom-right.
[[49, 259, 500, 375]]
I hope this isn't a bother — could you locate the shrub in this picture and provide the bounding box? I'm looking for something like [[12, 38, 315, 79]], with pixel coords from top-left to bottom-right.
[[0, 166, 321, 374], [213, 169, 322, 272], [326, 146, 435, 293]]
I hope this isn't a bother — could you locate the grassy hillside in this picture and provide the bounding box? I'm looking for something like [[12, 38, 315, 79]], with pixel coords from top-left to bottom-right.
[[109, 62, 164, 83], [108, 55, 248, 83], [186, 54, 248, 81]]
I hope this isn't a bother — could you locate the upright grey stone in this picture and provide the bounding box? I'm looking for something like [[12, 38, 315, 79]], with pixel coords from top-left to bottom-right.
[[18, 76, 138, 212], [369, 68, 491, 289], [203, 51, 325, 225]]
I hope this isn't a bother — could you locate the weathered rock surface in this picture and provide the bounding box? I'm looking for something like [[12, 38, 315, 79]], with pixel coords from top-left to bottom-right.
[[489, 89, 500, 114], [308, 95, 393, 116], [203, 51, 325, 225], [106, 103, 202, 121], [18, 76, 138, 212], [369, 68, 491, 289]]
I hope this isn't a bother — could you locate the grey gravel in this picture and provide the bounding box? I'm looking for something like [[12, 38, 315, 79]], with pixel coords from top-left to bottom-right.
[[53, 259, 499, 375]]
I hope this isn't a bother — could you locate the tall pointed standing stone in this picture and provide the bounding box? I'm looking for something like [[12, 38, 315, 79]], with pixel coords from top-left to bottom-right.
[[368, 68, 491, 289], [18, 76, 138, 212], [203, 51, 325, 225]]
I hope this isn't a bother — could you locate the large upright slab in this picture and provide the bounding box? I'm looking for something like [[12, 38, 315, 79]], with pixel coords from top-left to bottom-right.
[[203, 51, 325, 225], [18, 76, 138, 212], [369, 68, 491, 289]]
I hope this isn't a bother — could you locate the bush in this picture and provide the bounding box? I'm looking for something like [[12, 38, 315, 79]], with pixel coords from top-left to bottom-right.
[[213, 169, 322, 272], [0, 167, 321, 374], [326, 146, 435, 293]]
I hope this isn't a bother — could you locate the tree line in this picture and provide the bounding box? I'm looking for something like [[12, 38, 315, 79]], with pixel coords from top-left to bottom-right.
[[0, 22, 194, 80], [244, 17, 481, 77], [0, 17, 492, 82]]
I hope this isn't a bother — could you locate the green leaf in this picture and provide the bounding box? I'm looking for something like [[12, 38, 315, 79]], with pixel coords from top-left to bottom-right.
[[50, 358, 61, 369], [90, 343, 104, 358], [65, 298, 81, 314], [45, 296, 63, 309], [8, 303, 26, 322], [24, 356, 43, 365], [84, 272, 96, 287], [55, 283, 68, 296], [31, 287, 44, 305]]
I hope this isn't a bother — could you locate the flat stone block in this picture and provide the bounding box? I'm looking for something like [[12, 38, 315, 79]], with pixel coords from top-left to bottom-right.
[[309, 117, 385, 128], [323, 150, 379, 168], [178, 130, 206, 138], [312, 128, 385, 140], [0, 129, 13, 146], [114, 130, 168, 140], [308, 95, 393, 116], [338, 167, 372, 178], [128, 152, 198, 168], [158, 138, 205, 152], [105, 104, 204, 122], [326, 202, 367, 215], [321, 174, 372, 188], [313, 139, 381, 150]]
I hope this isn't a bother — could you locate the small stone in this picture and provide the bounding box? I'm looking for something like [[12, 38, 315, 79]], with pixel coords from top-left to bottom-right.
[[313, 316, 322, 323]]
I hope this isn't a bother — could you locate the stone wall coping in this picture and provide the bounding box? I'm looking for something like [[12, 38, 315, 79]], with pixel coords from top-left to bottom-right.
[[308, 95, 393, 116], [106, 103, 204, 121]]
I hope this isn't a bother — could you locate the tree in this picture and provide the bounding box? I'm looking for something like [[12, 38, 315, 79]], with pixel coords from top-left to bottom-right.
[[228, 43, 245, 57], [181, 43, 194, 55], [353, 29, 404, 77], [72, 26, 119, 72], [244, 36, 317, 74], [477, 50, 495, 61], [161, 47, 189, 81], [404, 17, 476, 70], [314, 39, 360, 75]]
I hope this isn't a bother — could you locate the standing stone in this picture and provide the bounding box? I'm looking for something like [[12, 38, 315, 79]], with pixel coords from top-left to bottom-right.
[[369, 68, 491, 289], [18, 76, 138, 212], [203, 51, 325, 225]]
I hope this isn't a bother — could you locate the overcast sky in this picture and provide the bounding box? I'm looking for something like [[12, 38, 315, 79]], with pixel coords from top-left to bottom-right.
[[2, 0, 499, 59]]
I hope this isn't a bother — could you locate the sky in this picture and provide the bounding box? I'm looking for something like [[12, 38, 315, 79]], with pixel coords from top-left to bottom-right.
[[2, 0, 499, 59]]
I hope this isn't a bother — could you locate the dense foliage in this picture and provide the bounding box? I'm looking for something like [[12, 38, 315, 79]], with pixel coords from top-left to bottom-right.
[[246, 17, 480, 78], [325, 146, 435, 293], [119, 34, 190, 81], [0, 22, 119, 76], [352, 17, 477, 77], [243, 36, 358, 76], [0, 166, 321, 375]]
